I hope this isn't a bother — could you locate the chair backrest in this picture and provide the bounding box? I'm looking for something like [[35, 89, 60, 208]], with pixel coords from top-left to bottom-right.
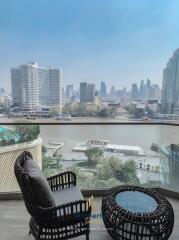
[[14, 151, 37, 217]]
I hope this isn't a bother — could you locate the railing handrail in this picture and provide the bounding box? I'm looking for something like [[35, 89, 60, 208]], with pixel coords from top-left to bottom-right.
[[1, 121, 179, 126]]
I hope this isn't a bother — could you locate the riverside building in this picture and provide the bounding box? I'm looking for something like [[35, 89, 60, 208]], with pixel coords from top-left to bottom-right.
[[11, 62, 62, 111]]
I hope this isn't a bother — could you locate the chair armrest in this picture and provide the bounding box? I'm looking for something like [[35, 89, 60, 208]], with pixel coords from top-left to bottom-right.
[[47, 171, 76, 191], [36, 199, 91, 227]]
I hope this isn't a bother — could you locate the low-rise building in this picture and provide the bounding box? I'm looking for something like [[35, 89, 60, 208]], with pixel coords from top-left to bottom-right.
[[113, 107, 128, 118]]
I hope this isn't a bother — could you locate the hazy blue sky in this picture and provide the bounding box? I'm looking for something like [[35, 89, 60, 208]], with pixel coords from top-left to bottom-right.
[[1, 0, 179, 93]]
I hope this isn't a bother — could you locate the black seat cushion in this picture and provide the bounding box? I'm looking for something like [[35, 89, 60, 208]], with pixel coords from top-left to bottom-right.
[[53, 186, 85, 222], [53, 186, 84, 206], [23, 156, 55, 207]]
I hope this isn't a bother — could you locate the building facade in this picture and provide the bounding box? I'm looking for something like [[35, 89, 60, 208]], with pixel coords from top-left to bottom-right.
[[161, 49, 179, 114], [80, 82, 88, 103], [11, 63, 62, 110], [39, 67, 62, 108], [80, 82, 95, 103], [100, 81, 107, 97], [66, 85, 73, 99], [131, 83, 138, 100], [87, 84, 95, 102], [11, 63, 39, 110]]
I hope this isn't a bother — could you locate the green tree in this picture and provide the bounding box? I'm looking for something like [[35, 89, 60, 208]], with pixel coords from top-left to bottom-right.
[[124, 105, 135, 115], [133, 108, 145, 119], [94, 178, 121, 188], [145, 106, 154, 118], [98, 158, 113, 180], [55, 154, 63, 165], [15, 125, 40, 142], [42, 145, 47, 154], [74, 103, 88, 117], [50, 106, 61, 116], [98, 108, 111, 118], [113, 160, 139, 184], [42, 155, 63, 177], [42, 155, 50, 171], [85, 147, 103, 165], [109, 156, 122, 169]]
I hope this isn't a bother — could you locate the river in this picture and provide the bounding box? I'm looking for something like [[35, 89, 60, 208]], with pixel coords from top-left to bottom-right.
[[40, 124, 179, 151]]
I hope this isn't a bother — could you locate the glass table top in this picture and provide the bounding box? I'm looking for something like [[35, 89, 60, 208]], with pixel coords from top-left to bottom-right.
[[115, 191, 158, 213]]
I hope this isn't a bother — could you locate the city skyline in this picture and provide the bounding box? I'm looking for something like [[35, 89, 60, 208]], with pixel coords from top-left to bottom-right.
[[1, 0, 179, 92], [1, 61, 162, 97], [10, 62, 161, 95]]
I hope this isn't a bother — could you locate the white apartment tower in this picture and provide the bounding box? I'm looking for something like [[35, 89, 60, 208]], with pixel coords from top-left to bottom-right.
[[11, 63, 62, 111], [11, 62, 39, 109]]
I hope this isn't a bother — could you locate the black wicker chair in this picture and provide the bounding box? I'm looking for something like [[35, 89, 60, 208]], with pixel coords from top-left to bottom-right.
[[14, 151, 91, 240]]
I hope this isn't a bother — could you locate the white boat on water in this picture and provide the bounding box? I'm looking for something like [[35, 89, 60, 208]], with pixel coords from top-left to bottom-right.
[[106, 144, 145, 155], [49, 141, 64, 147], [72, 139, 145, 156], [56, 114, 72, 121]]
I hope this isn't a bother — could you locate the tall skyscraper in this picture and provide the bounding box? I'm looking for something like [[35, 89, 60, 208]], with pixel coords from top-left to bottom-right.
[[139, 80, 144, 98], [161, 49, 179, 113], [110, 86, 116, 98], [11, 62, 39, 109], [80, 82, 88, 103], [146, 78, 152, 99], [11, 62, 62, 110], [87, 84, 95, 102], [131, 83, 138, 100], [38, 67, 62, 109], [66, 85, 73, 99], [151, 84, 161, 100], [100, 81, 107, 97], [80, 82, 95, 103]]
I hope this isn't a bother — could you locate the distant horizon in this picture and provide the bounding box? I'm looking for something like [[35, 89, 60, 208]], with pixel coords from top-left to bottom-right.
[[1, 0, 179, 92]]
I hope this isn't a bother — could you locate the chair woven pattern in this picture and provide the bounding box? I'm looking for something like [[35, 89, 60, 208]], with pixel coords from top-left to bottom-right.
[[102, 185, 174, 240]]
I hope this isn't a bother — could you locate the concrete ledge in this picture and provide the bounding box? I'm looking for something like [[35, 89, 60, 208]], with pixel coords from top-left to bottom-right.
[[0, 192, 23, 200]]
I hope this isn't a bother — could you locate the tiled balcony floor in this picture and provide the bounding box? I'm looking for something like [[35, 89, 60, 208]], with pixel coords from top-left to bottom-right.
[[0, 197, 179, 240]]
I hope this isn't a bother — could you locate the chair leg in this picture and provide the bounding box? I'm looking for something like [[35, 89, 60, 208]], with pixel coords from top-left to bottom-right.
[[86, 232, 89, 240]]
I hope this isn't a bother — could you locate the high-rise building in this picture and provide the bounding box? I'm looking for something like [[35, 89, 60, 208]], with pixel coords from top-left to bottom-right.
[[80, 82, 88, 103], [131, 83, 138, 100], [87, 84, 95, 102], [139, 80, 146, 99], [11, 62, 39, 109], [66, 85, 73, 99], [38, 67, 62, 108], [11, 63, 62, 110], [161, 49, 179, 113], [100, 81, 107, 97], [80, 82, 95, 103], [151, 84, 161, 100], [146, 78, 152, 99], [110, 86, 116, 98]]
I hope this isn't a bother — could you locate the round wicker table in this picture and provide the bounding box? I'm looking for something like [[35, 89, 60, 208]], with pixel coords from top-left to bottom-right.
[[102, 186, 174, 240]]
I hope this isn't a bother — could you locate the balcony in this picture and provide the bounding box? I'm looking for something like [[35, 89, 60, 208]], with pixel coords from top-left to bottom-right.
[[0, 122, 179, 239]]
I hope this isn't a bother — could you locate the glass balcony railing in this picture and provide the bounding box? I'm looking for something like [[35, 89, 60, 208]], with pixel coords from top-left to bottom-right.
[[0, 123, 179, 193]]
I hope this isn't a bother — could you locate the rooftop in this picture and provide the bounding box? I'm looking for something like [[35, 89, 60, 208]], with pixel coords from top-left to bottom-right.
[[0, 196, 179, 240]]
